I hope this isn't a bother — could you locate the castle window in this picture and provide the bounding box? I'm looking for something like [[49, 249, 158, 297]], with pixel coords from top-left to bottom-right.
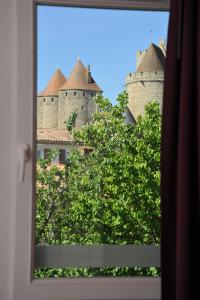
[[81, 106, 84, 110], [74, 92, 76, 96], [91, 92, 94, 97], [51, 98, 54, 102], [83, 92, 85, 96], [66, 92, 68, 96], [43, 98, 45, 102]]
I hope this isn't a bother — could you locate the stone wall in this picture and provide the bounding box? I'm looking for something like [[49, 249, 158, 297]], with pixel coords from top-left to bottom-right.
[[37, 96, 44, 128], [37, 96, 59, 128], [126, 71, 164, 120], [58, 90, 95, 129], [37, 90, 100, 130]]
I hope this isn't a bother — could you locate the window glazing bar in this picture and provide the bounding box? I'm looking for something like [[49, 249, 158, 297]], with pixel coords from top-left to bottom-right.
[[35, 245, 160, 268]]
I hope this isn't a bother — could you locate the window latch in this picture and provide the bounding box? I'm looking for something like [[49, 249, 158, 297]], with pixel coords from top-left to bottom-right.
[[18, 143, 31, 183]]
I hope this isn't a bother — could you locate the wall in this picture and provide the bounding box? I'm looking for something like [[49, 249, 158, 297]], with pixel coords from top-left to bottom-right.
[[0, 1, 164, 299], [37, 96, 59, 128], [126, 71, 164, 119], [37, 96, 44, 127], [37, 142, 80, 161], [0, 0, 15, 299], [58, 90, 96, 129], [43, 96, 59, 128]]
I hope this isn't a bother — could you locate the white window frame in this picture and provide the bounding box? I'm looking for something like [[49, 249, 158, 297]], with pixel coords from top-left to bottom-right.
[[12, 1, 170, 300]]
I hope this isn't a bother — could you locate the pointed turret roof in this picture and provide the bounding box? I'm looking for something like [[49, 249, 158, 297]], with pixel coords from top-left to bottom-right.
[[137, 43, 165, 72], [39, 68, 67, 97], [60, 59, 102, 92]]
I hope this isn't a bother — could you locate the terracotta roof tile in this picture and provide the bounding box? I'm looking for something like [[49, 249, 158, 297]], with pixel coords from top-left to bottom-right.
[[37, 128, 74, 143], [60, 59, 102, 92], [38, 68, 67, 97], [137, 43, 165, 72]]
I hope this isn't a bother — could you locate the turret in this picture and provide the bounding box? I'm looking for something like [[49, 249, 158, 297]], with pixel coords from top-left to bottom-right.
[[126, 42, 166, 120], [37, 68, 67, 128], [58, 59, 102, 129]]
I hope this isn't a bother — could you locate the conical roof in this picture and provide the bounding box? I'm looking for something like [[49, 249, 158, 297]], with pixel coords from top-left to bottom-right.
[[60, 59, 102, 92], [39, 68, 67, 97], [137, 43, 165, 72]]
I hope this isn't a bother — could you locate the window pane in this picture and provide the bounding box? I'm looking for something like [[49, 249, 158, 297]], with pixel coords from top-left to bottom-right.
[[59, 149, 66, 164], [35, 5, 169, 278]]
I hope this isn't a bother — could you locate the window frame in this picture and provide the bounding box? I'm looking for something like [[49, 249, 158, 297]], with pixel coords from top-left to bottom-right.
[[12, 1, 170, 299]]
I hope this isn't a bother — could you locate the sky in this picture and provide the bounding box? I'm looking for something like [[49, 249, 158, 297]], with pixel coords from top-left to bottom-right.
[[37, 5, 169, 102]]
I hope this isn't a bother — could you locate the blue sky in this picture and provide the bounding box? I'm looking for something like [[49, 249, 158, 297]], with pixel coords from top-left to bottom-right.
[[37, 6, 169, 102]]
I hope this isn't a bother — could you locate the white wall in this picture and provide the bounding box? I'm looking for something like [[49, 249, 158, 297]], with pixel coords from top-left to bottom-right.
[[0, 1, 16, 299]]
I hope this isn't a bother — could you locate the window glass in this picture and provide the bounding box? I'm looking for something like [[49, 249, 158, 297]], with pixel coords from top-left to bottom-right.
[[59, 149, 66, 164], [35, 5, 169, 279]]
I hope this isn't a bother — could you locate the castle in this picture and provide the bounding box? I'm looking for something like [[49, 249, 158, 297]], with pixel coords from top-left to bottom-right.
[[37, 59, 102, 162], [37, 41, 166, 163]]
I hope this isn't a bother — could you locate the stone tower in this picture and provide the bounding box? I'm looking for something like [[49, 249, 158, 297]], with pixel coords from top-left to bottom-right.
[[58, 59, 102, 129], [125, 42, 166, 120], [37, 68, 67, 128], [37, 59, 102, 130]]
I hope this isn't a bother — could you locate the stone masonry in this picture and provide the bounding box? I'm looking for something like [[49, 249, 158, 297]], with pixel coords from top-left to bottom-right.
[[37, 59, 102, 130], [126, 42, 166, 120]]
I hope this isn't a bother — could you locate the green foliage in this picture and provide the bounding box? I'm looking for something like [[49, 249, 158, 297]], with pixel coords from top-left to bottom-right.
[[36, 149, 69, 244], [35, 91, 161, 278], [64, 111, 78, 133]]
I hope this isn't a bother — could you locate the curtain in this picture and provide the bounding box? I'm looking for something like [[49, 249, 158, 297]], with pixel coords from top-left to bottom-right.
[[161, 0, 200, 299]]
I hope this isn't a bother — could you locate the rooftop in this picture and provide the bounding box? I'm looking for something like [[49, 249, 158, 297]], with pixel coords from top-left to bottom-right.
[[137, 43, 165, 72], [37, 128, 74, 143], [38, 68, 67, 97], [60, 59, 102, 92]]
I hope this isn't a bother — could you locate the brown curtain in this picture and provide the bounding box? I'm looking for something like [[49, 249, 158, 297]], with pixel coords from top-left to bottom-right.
[[161, 0, 200, 299]]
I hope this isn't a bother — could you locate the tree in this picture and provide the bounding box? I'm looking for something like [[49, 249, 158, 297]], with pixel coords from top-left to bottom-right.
[[35, 92, 161, 277]]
